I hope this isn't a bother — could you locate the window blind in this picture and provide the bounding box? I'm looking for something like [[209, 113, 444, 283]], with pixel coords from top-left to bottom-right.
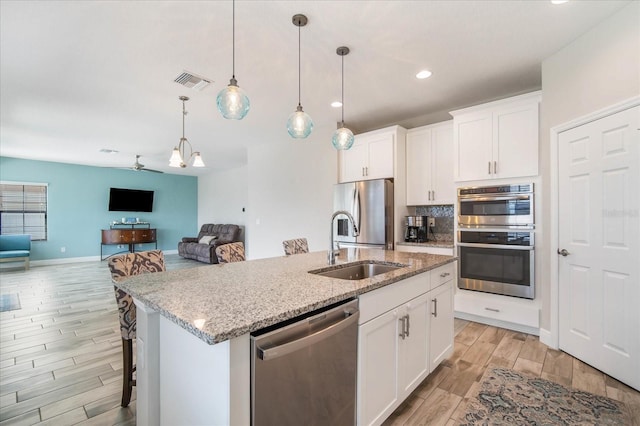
[[0, 183, 48, 240]]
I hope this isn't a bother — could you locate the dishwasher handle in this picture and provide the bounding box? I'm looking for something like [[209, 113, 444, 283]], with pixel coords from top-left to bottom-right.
[[257, 310, 359, 361]]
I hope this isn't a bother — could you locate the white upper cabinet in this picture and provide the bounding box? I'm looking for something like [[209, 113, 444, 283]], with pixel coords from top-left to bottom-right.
[[339, 128, 396, 183], [451, 91, 541, 182], [406, 121, 454, 205]]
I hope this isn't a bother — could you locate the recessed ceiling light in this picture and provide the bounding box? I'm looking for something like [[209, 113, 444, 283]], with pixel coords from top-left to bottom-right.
[[416, 70, 432, 79], [331, 101, 342, 108], [551, 0, 569, 4], [99, 148, 119, 154]]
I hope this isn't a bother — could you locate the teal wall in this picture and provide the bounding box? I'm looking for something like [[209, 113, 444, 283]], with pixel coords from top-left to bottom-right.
[[0, 157, 198, 261]]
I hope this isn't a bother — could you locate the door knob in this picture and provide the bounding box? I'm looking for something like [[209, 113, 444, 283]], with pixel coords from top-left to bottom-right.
[[557, 248, 570, 257]]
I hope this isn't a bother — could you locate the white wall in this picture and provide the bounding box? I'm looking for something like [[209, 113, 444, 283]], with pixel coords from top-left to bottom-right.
[[198, 165, 249, 240], [246, 126, 337, 260], [539, 1, 640, 331]]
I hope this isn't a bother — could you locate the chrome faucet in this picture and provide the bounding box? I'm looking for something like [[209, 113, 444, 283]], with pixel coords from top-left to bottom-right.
[[329, 210, 359, 265]]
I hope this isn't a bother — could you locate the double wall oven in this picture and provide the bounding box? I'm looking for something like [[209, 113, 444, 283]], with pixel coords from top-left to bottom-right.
[[457, 183, 535, 299]]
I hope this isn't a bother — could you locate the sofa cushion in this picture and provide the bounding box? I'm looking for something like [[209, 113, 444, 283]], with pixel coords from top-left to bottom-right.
[[0, 234, 31, 251], [0, 250, 30, 259], [199, 235, 217, 245]]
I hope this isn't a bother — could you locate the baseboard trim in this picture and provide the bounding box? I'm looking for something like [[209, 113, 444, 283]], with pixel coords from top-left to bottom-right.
[[27, 249, 179, 267], [538, 327, 558, 349], [455, 311, 540, 336]]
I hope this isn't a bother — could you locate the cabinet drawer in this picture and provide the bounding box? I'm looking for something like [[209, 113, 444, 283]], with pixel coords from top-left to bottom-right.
[[454, 290, 539, 329], [430, 262, 455, 290], [359, 273, 429, 325]]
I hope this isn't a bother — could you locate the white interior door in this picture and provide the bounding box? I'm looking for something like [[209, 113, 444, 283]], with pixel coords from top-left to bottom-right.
[[558, 105, 640, 390]]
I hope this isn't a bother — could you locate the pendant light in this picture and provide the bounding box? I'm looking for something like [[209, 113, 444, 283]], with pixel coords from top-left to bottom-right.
[[332, 46, 354, 150], [286, 14, 313, 139], [169, 96, 205, 168], [216, 0, 250, 120]]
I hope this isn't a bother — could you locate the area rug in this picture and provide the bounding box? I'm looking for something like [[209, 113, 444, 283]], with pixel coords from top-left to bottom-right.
[[459, 367, 631, 425], [0, 293, 21, 312]]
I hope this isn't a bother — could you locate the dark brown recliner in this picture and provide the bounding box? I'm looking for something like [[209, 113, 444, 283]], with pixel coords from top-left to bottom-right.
[[178, 224, 241, 264]]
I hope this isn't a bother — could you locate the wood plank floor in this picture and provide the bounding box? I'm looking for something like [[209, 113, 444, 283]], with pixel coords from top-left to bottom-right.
[[1, 255, 639, 425]]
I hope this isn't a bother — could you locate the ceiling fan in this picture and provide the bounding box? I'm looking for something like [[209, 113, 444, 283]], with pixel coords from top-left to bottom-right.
[[126, 155, 163, 173]]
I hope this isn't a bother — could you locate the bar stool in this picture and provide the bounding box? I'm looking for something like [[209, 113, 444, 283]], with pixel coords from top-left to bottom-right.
[[215, 242, 246, 263], [107, 249, 166, 407], [282, 238, 309, 255]]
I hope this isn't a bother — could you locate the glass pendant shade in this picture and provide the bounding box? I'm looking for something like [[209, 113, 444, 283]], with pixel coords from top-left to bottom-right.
[[287, 105, 313, 138], [332, 125, 355, 150], [192, 152, 205, 167], [217, 79, 250, 120], [169, 146, 184, 168]]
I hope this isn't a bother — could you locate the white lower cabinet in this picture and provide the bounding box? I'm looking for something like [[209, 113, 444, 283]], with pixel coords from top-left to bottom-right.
[[357, 308, 401, 426], [357, 263, 456, 426], [398, 293, 430, 395], [429, 280, 454, 372]]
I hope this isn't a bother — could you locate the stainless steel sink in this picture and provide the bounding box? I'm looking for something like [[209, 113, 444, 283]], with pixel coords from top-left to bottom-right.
[[309, 261, 407, 281]]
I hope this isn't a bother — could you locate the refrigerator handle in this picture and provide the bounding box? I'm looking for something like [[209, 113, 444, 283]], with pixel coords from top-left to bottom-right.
[[354, 187, 361, 235]]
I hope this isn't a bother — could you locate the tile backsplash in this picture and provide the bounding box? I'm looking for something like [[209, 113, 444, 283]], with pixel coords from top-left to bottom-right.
[[415, 204, 454, 242]]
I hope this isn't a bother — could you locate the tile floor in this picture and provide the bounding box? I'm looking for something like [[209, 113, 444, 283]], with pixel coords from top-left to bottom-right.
[[1, 255, 638, 425]]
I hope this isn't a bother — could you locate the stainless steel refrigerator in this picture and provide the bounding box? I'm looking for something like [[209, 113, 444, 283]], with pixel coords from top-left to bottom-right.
[[333, 179, 394, 250]]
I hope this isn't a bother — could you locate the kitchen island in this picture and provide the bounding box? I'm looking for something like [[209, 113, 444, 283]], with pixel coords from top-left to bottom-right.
[[117, 248, 456, 426]]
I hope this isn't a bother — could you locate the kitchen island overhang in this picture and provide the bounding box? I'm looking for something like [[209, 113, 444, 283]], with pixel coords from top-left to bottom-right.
[[117, 249, 456, 426]]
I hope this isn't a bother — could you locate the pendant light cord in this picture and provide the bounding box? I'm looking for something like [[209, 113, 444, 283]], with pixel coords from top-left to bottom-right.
[[182, 100, 186, 140], [232, 0, 235, 79], [298, 21, 301, 107], [341, 53, 345, 124]]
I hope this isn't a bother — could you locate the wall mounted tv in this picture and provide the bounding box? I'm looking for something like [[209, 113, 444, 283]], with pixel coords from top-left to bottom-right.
[[108, 188, 154, 212]]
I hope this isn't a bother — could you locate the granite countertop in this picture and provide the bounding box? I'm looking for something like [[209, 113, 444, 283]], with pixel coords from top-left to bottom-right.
[[116, 249, 455, 345], [396, 241, 455, 249]]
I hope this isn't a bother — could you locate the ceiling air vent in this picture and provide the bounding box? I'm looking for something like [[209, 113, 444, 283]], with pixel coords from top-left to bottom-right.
[[174, 71, 212, 91]]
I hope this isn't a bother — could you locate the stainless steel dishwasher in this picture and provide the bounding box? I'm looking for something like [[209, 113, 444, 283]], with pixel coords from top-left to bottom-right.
[[251, 298, 359, 426]]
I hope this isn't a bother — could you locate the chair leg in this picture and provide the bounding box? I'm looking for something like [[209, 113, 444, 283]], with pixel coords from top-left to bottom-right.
[[121, 338, 134, 407]]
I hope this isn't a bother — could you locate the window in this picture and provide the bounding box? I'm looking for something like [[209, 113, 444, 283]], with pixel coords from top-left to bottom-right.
[[0, 182, 48, 240]]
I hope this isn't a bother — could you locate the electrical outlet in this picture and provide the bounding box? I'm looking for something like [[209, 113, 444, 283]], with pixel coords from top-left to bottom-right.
[[60, 247, 66, 253], [428, 217, 436, 227]]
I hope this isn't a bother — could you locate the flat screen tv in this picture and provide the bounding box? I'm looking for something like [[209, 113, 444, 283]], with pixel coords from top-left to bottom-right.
[[108, 188, 154, 212]]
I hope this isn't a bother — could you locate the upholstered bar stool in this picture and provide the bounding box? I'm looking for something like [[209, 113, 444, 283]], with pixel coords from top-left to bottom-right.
[[215, 241, 246, 263], [107, 249, 166, 407], [282, 238, 309, 255]]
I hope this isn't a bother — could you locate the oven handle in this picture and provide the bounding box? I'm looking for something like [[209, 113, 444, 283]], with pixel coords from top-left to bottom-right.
[[459, 195, 531, 202], [457, 242, 534, 250]]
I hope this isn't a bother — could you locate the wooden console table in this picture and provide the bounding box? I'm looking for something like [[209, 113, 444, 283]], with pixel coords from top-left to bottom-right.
[[101, 223, 157, 261]]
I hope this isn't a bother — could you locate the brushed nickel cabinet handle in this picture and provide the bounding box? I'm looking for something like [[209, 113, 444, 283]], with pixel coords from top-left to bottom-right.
[[432, 299, 438, 317], [485, 307, 500, 313], [494, 161, 497, 174], [488, 161, 492, 174]]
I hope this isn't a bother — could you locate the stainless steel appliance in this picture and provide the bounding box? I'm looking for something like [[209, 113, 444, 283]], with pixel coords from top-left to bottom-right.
[[250, 299, 359, 426], [333, 179, 394, 249], [458, 228, 535, 299], [458, 183, 534, 227], [404, 215, 428, 242]]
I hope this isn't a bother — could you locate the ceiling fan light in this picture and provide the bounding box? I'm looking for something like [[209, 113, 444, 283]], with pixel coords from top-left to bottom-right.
[[217, 80, 250, 120], [332, 125, 355, 150], [287, 106, 314, 139], [192, 152, 205, 167], [169, 147, 183, 167]]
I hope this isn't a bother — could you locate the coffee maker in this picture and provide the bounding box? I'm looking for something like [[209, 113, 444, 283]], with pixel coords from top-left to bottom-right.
[[404, 216, 428, 242]]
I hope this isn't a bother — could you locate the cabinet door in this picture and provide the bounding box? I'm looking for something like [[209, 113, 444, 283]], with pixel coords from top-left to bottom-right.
[[429, 281, 454, 372], [406, 127, 431, 205], [431, 123, 454, 205], [366, 133, 394, 180], [453, 112, 492, 182], [339, 139, 367, 183], [358, 308, 400, 426], [398, 293, 430, 397], [493, 102, 539, 179]]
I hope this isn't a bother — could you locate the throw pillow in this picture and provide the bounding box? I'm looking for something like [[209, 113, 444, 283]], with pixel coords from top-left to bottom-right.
[[199, 235, 217, 245]]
